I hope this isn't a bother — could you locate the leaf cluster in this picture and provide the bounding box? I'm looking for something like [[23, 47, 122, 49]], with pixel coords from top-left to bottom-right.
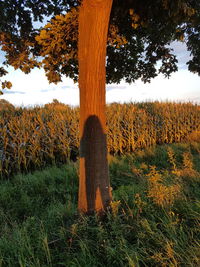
[[0, 0, 80, 36], [35, 8, 79, 83], [0, 66, 12, 94], [0, 0, 80, 90], [109, 0, 199, 83]]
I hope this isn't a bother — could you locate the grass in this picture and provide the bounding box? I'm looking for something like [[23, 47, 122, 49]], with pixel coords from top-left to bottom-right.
[[0, 142, 200, 266]]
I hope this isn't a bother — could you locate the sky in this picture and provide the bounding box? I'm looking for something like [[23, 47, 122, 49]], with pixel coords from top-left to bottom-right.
[[0, 41, 200, 107]]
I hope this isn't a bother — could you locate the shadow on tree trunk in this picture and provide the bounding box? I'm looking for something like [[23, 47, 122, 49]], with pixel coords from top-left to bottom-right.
[[80, 115, 111, 214]]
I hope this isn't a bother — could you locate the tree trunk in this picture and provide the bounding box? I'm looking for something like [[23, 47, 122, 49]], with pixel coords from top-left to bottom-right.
[[78, 0, 113, 214]]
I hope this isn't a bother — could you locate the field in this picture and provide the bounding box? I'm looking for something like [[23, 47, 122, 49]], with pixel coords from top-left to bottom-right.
[[1, 100, 200, 178], [0, 100, 200, 266]]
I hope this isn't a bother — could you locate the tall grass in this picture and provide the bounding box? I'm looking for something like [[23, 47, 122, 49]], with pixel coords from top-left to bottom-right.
[[0, 143, 200, 266], [0, 100, 200, 178]]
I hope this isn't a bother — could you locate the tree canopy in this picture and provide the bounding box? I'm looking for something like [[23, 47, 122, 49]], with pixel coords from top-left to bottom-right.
[[0, 0, 200, 91]]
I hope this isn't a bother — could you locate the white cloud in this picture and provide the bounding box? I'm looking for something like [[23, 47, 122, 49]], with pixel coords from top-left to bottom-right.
[[1, 67, 79, 106], [107, 70, 200, 104]]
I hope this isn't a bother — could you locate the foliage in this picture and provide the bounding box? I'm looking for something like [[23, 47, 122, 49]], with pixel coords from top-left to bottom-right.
[[35, 8, 79, 83], [0, 99, 14, 111], [0, 0, 78, 92], [0, 101, 200, 178], [0, 1, 80, 35], [0, 143, 200, 266], [1, 0, 200, 91], [34, 8, 128, 83], [147, 166, 181, 208], [0, 67, 12, 94]]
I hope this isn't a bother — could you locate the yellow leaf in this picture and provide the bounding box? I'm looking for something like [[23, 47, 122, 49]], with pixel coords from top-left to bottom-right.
[[44, 23, 52, 29], [132, 23, 139, 29], [129, 9, 134, 16], [40, 30, 47, 38]]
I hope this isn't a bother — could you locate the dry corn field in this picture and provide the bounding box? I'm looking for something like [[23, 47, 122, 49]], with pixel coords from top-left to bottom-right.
[[0, 100, 200, 178]]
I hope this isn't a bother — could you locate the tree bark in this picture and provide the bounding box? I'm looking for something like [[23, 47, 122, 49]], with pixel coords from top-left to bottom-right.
[[78, 0, 113, 214]]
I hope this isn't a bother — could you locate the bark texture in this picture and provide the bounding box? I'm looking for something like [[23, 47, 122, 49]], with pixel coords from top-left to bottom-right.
[[78, 0, 113, 213]]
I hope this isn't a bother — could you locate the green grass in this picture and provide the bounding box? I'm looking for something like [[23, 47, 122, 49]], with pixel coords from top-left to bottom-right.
[[0, 143, 200, 266]]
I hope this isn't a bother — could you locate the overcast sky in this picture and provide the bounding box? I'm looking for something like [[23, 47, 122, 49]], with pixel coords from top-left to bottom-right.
[[0, 41, 200, 107]]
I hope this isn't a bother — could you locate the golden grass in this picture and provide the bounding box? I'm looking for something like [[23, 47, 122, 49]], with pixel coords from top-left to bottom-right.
[[0, 101, 200, 178], [147, 166, 181, 208]]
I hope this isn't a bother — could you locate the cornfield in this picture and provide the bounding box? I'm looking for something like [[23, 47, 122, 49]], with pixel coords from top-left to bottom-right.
[[0, 100, 200, 178]]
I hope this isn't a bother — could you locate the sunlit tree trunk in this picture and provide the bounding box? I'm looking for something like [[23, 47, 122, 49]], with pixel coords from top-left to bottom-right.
[[78, 0, 113, 214]]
